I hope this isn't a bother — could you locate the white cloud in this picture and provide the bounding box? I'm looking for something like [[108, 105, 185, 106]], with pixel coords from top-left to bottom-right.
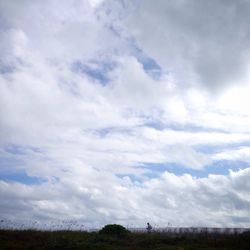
[[1, 168, 250, 228], [1, 0, 250, 228], [213, 147, 250, 162]]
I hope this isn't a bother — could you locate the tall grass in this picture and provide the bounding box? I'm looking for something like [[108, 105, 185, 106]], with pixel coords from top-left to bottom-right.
[[1, 229, 250, 250]]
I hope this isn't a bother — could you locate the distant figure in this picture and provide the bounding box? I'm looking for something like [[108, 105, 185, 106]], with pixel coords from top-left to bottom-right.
[[146, 222, 152, 233]]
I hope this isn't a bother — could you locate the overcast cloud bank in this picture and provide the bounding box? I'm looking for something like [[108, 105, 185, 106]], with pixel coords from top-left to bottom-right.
[[1, 0, 250, 228]]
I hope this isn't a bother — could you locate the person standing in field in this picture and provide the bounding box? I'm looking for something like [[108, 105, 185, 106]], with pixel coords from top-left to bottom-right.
[[146, 222, 152, 233]]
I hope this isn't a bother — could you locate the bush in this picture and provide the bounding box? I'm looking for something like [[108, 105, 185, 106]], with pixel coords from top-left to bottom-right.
[[98, 224, 130, 237]]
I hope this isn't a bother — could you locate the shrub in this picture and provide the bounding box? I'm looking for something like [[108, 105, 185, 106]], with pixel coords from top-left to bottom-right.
[[98, 224, 130, 237]]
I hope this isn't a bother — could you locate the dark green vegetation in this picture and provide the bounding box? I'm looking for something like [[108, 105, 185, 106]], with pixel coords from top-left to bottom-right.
[[98, 224, 130, 237], [0, 229, 250, 250]]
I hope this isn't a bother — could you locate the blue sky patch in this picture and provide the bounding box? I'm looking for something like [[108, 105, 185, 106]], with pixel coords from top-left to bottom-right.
[[196, 142, 250, 154], [5, 144, 42, 155], [132, 47, 163, 80], [142, 160, 249, 178], [0, 156, 24, 170], [0, 171, 45, 185], [71, 59, 117, 85], [0, 63, 15, 74], [143, 119, 229, 133], [94, 126, 134, 137]]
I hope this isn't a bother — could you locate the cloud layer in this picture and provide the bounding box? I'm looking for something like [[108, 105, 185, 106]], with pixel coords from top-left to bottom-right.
[[1, 0, 250, 228]]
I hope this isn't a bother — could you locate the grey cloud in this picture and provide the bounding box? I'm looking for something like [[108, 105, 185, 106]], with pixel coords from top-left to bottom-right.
[[124, 0, 250, 91]]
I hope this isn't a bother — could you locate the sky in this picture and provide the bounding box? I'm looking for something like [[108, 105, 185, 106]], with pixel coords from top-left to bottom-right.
[[1, 0, 250, 229]]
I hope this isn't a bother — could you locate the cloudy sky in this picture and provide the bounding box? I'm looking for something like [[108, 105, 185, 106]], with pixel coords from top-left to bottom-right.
[[1, 0, 250, 229]]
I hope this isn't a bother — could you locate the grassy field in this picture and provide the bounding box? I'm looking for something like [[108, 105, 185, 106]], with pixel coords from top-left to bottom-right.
[[0, 229, 250, 250]]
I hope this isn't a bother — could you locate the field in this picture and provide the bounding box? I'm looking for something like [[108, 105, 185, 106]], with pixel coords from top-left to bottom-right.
[[1, 229, 250, 250]]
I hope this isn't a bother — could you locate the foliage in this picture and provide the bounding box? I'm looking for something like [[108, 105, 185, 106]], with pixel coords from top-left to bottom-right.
[[98, 224, 130, 237]]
